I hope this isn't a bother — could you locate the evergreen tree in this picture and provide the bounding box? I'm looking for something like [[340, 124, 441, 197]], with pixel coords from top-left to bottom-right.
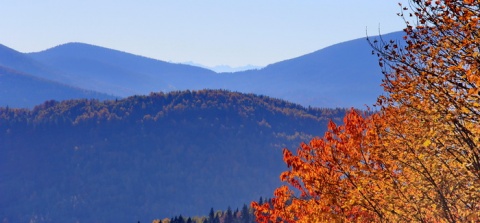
[[178, 215, 185, 223], [233, 208, 239, 222], [241, 204, 250, 223], [225, 206, 234, 223], [208, 208, 215, 223]]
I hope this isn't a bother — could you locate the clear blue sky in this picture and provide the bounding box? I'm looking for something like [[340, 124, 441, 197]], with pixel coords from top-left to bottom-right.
[[1, 0, 409, 67]]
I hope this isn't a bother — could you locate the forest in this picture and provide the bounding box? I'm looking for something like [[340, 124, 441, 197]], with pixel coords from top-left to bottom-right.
[[0, 89, 347, 222], [3, 0, 480, 222]]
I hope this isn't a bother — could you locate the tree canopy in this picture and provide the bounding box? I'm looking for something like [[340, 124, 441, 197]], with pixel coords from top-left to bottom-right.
[[252, 1, 480, 222]]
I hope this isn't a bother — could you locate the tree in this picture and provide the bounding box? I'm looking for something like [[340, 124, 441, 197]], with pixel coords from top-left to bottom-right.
[[370, 0, 480, 221], [208, 208, 215, 223], [240, 204, 251, 223], [252, 0, 480, 222], [225, 206, 234, 223], [252, 110, 391, 222]]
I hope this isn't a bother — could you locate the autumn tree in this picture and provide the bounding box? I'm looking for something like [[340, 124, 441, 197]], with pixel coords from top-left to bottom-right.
[[253, 0, 480, 222], [252, 110, 392, 222], [371, 0, 480, 221]]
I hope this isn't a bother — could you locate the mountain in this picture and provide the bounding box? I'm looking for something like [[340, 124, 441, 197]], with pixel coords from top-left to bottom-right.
[[0, 66, 115, 108], [0, 44, 64, 82], [220, 31, 405, 108], [0, 90, 347, 222], [28, 43, 220, 96], [0, 44, 117, 108], [181, 61, 262, 73], [0, 31, 405, 108], [210, 64, 261, 73]]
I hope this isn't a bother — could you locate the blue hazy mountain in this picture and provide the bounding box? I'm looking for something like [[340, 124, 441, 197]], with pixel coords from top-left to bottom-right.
[[221, 31, 404, 108], [0, 66, 115, 108], [28, 43, 220, 97], [0, 45, 115, 108], [0, 44, 70, 83], [181, 61, 262, 73], [0, 31, 404, 108]]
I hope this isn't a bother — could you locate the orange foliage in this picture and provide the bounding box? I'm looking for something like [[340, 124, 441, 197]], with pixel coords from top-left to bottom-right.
[[252, 110, 387, 222], [253, 0, 480, 222]]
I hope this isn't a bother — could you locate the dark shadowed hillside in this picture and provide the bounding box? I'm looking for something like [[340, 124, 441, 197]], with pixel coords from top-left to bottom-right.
[[0, 44, 64, 82], [0, 44, 117, 108], [0, 66, 115, 108], [0, 90, 347, 223]]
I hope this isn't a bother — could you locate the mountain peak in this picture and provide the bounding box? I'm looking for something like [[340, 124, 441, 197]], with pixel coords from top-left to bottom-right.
[[30, 42, 137, 58]]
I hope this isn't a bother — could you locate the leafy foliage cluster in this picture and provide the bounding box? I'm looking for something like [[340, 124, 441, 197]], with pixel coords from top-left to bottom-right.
[[252, 0, 480, 222], [0, 90, 346, 222]]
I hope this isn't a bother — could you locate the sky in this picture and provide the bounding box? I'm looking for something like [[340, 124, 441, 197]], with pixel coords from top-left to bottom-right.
[[0, 0, 410, 68]]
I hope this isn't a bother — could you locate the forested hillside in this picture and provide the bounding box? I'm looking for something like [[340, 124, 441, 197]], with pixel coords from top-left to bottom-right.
[[0, 90, 346, 222]]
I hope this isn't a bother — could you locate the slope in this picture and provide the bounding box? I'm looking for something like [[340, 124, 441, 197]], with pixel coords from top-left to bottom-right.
[[28, 43, 220, 96], [0, 44, 71, 83], [0, 44, 118, 107], [0, 66, 116, 108], [0, 90, 346, 223], [222, 31, 405, 108]]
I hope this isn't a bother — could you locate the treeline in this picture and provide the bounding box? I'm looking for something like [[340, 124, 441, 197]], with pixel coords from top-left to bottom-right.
[[1, 89, 344, 126], [156, 202, 258, 223]]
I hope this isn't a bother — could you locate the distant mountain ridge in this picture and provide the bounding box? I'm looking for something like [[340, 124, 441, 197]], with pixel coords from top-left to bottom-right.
[[0, 31, 405, 108], [181, 61, 262, 73]]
